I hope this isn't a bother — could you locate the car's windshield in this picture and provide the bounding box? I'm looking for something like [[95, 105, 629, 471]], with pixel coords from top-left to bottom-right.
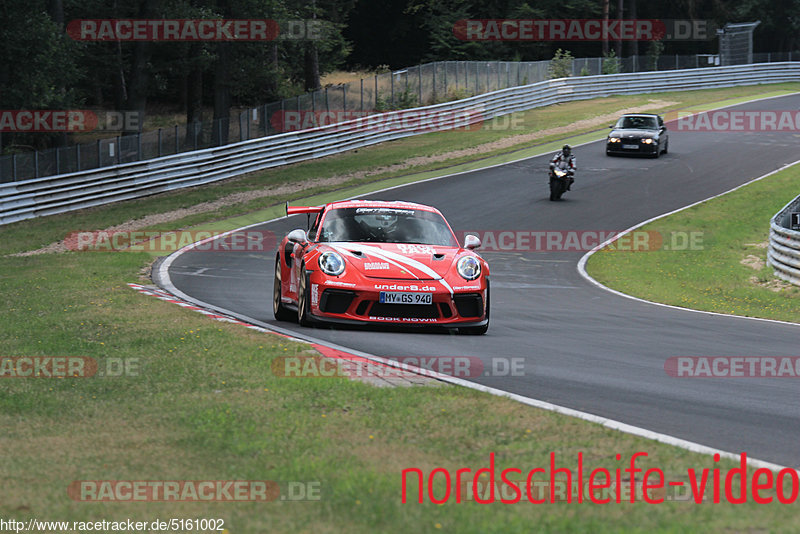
[[318, 207, 458, 246], [617, 116, 659, 130]]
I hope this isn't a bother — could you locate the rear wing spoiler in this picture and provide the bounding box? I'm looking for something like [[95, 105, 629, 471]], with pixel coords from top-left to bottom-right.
[[285, 202, 324, 217]]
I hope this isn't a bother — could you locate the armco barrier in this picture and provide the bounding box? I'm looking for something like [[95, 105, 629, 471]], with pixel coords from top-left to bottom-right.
[[768, 192, 800, 286], [2, 62, 800, 226]]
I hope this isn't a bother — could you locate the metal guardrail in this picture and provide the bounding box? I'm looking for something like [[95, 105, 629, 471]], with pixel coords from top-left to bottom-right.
[[768, 192, 800, 286], [2, 62, 799, 226]]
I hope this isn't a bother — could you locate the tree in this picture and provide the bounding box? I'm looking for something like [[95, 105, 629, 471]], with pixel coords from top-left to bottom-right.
[[602, 49, 621, 74], [0, 0, 80, 151], [548, 49, 573, 79], [647, 39, 664, 71]]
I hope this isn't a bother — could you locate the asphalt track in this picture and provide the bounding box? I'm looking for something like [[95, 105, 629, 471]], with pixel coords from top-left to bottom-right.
[[162, 93, 800, 467]]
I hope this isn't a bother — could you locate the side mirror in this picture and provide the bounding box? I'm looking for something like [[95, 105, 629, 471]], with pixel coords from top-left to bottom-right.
[[287, 229, 308, 245], [464, 234, 481, 250], [609, 125, 614, 128]]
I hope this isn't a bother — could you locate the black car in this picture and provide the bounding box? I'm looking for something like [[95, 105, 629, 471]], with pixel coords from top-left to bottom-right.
[[606, 113, 669, 158]]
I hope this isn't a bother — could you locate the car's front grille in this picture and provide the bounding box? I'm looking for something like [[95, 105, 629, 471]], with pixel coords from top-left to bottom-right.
[[355, 299, 370, 316], [367, 302, 440, 319], [454, 294, 483, 318], [319, 289, 356, 314]]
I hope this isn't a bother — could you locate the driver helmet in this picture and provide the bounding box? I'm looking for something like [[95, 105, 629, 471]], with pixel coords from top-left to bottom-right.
[[562, 144, 572, 157], [375, 213, 397, 228]]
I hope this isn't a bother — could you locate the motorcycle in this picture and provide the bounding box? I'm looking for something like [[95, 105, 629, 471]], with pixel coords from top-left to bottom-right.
[[549, 165, 573, 201]]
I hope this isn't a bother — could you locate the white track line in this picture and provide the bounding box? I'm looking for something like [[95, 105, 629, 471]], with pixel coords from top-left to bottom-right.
[[157, 90, 800, 473], [577, 159, 800, 328]]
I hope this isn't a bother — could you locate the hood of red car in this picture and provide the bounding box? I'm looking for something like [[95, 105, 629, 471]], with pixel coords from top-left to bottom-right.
[[325, 242, 461, 280]]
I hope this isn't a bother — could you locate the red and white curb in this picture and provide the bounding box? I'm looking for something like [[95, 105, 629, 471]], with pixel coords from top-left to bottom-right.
[[129, 283, 278, 330], [127, 283, 440, 387]]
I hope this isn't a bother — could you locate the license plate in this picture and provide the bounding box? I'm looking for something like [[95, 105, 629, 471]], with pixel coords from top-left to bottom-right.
[[379, 292, 432, 305], [622, 144, 639, 149]]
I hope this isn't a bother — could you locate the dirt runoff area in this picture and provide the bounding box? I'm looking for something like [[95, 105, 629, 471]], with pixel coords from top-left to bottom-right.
[[15, 99, 676, 256], [740, 242, 795, 292]]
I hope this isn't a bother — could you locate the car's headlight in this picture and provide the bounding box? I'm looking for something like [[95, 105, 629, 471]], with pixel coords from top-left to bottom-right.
[[608, 137, 621, 143], [642, 138, 655, 144], [319, 251, 345, 276], [457, 256, 481, 280]]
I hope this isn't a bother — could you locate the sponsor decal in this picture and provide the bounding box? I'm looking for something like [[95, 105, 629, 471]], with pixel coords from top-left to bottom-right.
[[323, 280, 356, 287], [369, 317, 439, 323], [355, 207, 416, 215], [311, 283, 319, 306], [396, 244, 435, 255], [364, 262, 391, 270], [373, 284, 437, 292]]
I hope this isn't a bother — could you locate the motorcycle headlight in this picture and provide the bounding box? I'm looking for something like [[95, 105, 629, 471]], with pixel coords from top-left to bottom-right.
[[319, 251, 345, 276], [457, 256, 481, 280]]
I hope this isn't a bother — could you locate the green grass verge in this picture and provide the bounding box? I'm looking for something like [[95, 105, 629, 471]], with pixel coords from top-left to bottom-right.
[[586, 162, 800, 322], [2, 83, 800, 532]]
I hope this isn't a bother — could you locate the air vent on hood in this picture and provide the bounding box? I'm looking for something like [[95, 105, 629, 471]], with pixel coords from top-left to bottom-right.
[[432, 253, 446, 260], [348, 250, 364, 257]]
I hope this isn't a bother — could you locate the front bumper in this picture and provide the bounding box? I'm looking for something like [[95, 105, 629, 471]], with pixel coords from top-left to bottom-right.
[[606, 139, 658, 155], [307, 277, 488, 327]]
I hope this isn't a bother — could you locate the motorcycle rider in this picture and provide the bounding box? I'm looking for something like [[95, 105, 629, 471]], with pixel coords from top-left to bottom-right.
[[549, 144, 576, 190]]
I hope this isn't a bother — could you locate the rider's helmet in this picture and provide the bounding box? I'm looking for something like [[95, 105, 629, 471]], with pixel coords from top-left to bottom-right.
[[562, 144, 572, 156]]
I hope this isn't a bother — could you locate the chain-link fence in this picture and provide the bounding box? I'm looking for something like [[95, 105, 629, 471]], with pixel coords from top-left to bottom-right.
[[719, 22, 761, 66], [2, 51, 797, 183]]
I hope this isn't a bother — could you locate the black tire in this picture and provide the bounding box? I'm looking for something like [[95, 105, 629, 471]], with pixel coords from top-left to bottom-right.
[[273, 256, 294, 322], [662, 140, 668, 154], [549, 179, 565, 201], [296, 265, 313, 326], [460, 281, 490, 335]]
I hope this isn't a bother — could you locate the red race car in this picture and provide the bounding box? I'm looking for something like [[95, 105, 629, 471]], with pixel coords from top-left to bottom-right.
[[273, 200, 490, 334]]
